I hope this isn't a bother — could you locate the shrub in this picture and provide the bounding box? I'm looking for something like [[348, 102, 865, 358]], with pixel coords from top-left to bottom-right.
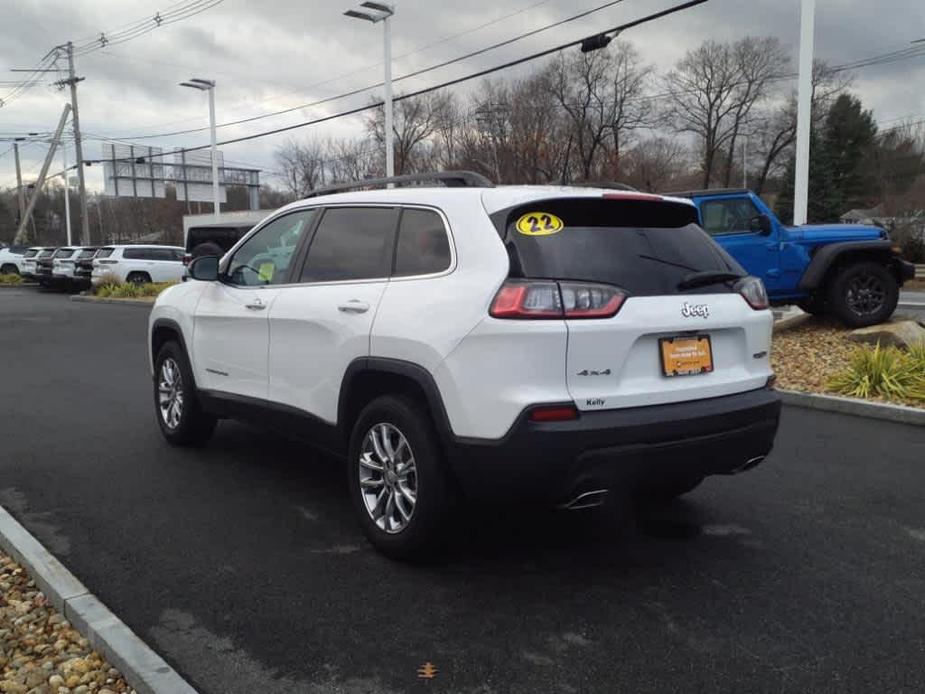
[[0, 273, 22, 285], [827, 343, 925, 402], [95, 281, 175, 299]]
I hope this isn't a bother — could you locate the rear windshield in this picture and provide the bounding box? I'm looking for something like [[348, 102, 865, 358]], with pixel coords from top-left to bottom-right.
[[53, 248, 75, 258], [96, 248, 115, 259], [187, 226, 252, 253], [77, 249, 97, 259], [38, 249, 55, 258], [493, 198, 744, 296], [23, 249, 38, 258]]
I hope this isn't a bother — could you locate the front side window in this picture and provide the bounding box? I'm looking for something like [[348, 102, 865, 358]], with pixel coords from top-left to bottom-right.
[[393, 209, 452, 277], [226, 210, 316, 286], [300, 207, 397, 283], [700, 198, 762, 236]]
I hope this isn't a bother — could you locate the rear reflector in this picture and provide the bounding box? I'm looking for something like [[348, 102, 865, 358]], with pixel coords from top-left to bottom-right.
[[490, 280, 625, 320], [529, 405, 579, 422]]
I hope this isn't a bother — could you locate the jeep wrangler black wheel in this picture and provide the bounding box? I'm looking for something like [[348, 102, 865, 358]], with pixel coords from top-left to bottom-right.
[[827, 261, 898, 328], [347, 395, 450, 560]]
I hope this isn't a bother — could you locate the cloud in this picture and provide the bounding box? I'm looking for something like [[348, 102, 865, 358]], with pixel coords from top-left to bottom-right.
[[1, 0, 923, 190]]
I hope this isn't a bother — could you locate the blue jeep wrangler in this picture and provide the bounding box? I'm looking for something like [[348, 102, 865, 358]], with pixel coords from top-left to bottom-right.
[[674, 189, 916, 327]]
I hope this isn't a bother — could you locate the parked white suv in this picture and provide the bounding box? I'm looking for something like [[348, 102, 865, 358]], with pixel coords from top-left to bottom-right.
[[0, 245, 28, 275], [20, 247, 55, 280], [92, 245, 186, 286], [148, 173, 781, 557]]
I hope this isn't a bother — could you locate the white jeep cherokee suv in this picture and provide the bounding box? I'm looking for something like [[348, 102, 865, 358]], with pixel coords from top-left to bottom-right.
[[148, 172, 781, 557]]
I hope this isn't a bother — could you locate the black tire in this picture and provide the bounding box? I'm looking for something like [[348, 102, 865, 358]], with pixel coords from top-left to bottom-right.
[[347, 395, 449, 560], [639, 477, 703, 503], [153, 340, 216, 446], [826, 261, 898, 328], [0, 264, 18, 275], [127, 272, 152, 285]]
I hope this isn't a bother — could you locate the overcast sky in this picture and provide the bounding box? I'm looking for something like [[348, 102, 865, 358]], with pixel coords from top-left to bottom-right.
[[1, 0, 923, 191]]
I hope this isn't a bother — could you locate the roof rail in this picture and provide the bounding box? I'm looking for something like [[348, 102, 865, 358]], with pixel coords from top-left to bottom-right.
[[303, 170, 494, 198]]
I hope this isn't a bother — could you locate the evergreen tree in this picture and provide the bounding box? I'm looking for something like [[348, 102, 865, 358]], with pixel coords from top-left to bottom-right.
[[775, 125, 840, 224], [824, 94, 878, 212]]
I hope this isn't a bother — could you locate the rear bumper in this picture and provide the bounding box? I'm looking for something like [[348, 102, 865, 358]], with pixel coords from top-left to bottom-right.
[[446, 387, 781, 504]]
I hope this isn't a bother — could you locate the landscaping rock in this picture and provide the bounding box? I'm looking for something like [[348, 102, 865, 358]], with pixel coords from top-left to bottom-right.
[[848, 320, 925, 349]]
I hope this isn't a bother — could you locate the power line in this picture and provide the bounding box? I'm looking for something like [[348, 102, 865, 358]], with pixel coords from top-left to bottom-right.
[[95, 0, 556, 135], [117, 0, 632, 140], [86, 0, 710, 165]]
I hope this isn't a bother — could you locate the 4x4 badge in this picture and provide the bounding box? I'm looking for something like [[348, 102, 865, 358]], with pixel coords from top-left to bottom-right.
[[681, 302, 709, 319]]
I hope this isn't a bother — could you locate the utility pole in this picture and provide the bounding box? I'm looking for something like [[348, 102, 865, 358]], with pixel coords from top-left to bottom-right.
[[793, 0, 815, 225], [61, 146, 72, 246], [13, 141, 26, 226], [13, 104, 71, 244], [62, 42, 90, 244]]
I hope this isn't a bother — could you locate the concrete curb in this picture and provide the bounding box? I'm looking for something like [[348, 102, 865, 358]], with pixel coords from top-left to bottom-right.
[[773, 309, 811, 332], [0, 504, 198, 694], [70, 295, 154, 308], [779, 389, 925, 426]]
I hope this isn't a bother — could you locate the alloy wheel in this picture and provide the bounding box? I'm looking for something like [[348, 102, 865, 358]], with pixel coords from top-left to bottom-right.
[[846, 272, 885, 316], [158, 358, 184, 430], [358, 423, 417, 534]]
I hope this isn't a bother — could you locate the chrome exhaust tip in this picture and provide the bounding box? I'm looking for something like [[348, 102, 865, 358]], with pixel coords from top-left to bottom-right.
[[558, 489, 609, 510], [732, 455, 766, 474]]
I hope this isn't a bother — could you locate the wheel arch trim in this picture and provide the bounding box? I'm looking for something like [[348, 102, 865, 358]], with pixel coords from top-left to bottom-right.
[[797, 240, 895, 291]]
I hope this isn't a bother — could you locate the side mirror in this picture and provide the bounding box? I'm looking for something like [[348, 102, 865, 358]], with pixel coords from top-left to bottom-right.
[[755, 214, 773, 235], [188, 255, 219, 282]]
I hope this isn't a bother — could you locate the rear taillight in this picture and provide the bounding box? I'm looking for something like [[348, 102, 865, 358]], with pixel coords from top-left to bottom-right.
[[735, 276, 769, 310], [490, 280, 626, 320], [96, 259, 118, 265], [528, 404, 579, 422]]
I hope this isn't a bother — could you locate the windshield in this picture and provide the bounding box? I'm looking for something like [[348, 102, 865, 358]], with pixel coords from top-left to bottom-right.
[[494, 198, 744, 296]]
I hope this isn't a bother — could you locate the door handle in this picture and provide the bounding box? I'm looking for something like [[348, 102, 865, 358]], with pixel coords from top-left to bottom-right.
[[245, 298, 266, 310], [338, 300, 370, 314]]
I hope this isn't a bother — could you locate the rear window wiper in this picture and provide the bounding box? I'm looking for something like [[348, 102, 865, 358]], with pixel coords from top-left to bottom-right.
[[678, 270, 744, 290]]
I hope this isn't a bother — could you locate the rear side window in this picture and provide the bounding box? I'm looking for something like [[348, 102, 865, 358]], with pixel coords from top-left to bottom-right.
[[393, 209, 452, 277], [495, 198, 743, 296], [700, 198, 761, 236], [301, 207, 397, 283], [96, 248, 114, 259], [187, 226, 252, 253], [123, 248, 153, 260]]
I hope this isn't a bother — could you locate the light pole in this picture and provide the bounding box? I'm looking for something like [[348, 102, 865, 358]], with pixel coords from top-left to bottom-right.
[[793, 0, 815, 226], [180, 78, 220, 220], [345, 2, 395, 178]]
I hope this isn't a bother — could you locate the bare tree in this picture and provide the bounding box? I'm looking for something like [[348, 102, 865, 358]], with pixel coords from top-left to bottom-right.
[[622, 137, 690, 192], [274, 139, 328, 196], [663, 37, 787, 188], [751, 61, 852, 194], [366, 92, 454, 175], [550, 42, 653, 181]]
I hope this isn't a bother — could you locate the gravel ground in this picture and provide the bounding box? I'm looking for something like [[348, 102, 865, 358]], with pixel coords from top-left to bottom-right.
[[772, 316, 925, 408], [0, 553, 133, 694]]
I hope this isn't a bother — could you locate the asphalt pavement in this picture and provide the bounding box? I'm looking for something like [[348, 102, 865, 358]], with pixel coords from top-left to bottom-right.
[[1, 288, 924, 694]]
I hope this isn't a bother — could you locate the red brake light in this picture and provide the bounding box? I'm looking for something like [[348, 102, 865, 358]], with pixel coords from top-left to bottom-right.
[[490, 280, 562, 319], [490, 280, 625, 319], [602, 192, 663, 202], [529, 404, 579, 422]]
